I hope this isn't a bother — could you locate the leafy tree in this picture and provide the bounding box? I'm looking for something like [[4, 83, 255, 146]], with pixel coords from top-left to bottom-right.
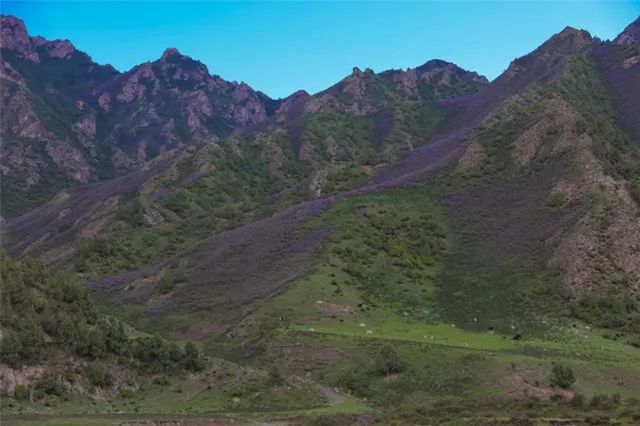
[[0, 330, 23, 368], [37, 374, 64, 396], [182, 341, 203, 371], [267, 366, 284, 386], [550, 363, 575, 389], [0, 253, 202, 377], [58, 314, 77, 344], [75, 322, 106, 359], [156, 273, 174, 294], [375, 345, 406, 376], [16, 316, 46, 364], [86, 362, 109, 387], [99, 317, 129, 355]]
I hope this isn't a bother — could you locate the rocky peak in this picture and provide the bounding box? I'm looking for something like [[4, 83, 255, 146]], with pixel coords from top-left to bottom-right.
[[151, 48, 212, 85], [275, 89, 310, 115], [1, 15, 81, 62], [543, 26, 593, 54], [0, 15, 29, 48], [160, 47, 182, 60], [0, 15, 39, 62], [44, 39, 77, 59], [615, 16, 640, 46], [414, 59, 451, 73], [499, 25, 592, 85], [414, 59, 488, 84]]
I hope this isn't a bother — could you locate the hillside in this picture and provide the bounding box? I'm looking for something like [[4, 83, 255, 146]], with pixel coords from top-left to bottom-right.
[[1, 14, 640, 425], [0, 15, 486, 219], [0, 15, 279, 218]]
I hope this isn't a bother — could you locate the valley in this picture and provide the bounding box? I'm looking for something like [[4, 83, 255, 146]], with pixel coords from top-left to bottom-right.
[[1, 12, 640, 425]]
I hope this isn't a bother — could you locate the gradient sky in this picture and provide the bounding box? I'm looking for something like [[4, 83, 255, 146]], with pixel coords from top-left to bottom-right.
[[2, 1, 639, 98]]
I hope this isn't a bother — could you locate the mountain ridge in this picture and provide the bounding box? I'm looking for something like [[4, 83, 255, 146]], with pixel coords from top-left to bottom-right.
[[2, 14, 640, 423], [0, 14, 488, 218]]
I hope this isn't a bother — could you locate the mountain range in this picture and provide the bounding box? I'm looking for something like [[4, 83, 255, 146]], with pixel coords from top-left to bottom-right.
[[1, 13, 640, 424]]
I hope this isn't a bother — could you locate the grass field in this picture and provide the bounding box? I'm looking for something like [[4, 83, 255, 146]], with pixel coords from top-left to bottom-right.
[[210, 183, 640, 422]]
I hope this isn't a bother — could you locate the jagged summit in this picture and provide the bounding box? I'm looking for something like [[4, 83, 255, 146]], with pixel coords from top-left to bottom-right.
[[160, 47, 183, 60], [615, 15, 640, 45]]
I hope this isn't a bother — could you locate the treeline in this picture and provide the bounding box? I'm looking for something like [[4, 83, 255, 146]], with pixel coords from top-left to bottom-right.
[[0, 252, 202, 373]]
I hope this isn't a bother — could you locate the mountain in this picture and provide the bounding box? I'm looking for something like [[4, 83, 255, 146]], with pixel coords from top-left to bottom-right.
[[0, 15, 489, 220], [2, 14, 640, 424], [0, 14, 489, 265], [0, 15, 279, 218], [614, 15, 640, 46]]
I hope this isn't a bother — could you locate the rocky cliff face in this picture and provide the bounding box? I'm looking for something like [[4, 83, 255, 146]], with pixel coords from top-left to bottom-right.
[[90, 47, 275, 159], [0, 15, 278, 218], [614, 16, 640, 46], [0, 14, 491, 218]]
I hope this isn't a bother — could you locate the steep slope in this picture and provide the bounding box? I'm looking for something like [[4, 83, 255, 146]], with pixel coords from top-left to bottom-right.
[[75, 25, 610, 337], [3, 18, 639, 344], [2, 53, 487, 272], [0, 15, 277, 218], [614, 15, 640, 46], [2, 16, 640, 423], [0, 253, 330, 416], [111, 23, 640, 342], [0, 252, 203, 395]]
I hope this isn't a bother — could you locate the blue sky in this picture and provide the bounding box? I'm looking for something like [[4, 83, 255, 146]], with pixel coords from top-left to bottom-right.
[[2, 1, 639, 98]]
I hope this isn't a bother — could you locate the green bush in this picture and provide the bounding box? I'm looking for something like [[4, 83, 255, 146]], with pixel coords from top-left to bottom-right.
[[267, 366, 285, 387], [119, 387, 135, 398], [152, 376, 170, 386], [37, 374, 64, 396], [156, 273, 174, 294], [182, 341, 203, 371], [86, 362, 109, 388], [375, 345, 407, 376], [13, 384, 29, 400], [335, 367, 370, 397], [550, 363, 575, 389], [589, 394, 613, 411]]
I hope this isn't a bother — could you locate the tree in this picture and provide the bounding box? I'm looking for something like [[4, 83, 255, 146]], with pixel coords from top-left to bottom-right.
[[37, 374, 64, 396], [182, 341, 203, 371], [550, 363, 575, 389], [156, 273, 174, 294], [86, 362, 109, 387], [375, 345, 406, 376], [75, 322, 106, 359], [17, 316, 46, 364], [58, 314, 77, 344], [99, 318, 129, 355], [0, 330, 23, 368], [267, 366, 284, 386]]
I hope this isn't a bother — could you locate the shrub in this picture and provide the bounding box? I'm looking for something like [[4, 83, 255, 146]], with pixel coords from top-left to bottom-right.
[[119, 387, 135, 398], [335, 367, 370, 397], [589, 394, 613, 411], [156, 273, 174, 294], [152, 376, 170, 386], [182, 341, 203, 371], [267, 366, 285, 386], [13, 384, 29, 400], [375, 345, 406, 376], [550, 363, 575, 389], [37, 374, 64, 396], [569, 392, 585, 408], [86, 362, 109, 388]]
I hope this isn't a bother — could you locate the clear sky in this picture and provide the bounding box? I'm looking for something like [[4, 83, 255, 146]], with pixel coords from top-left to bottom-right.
[[2, 1, 639, 98]]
